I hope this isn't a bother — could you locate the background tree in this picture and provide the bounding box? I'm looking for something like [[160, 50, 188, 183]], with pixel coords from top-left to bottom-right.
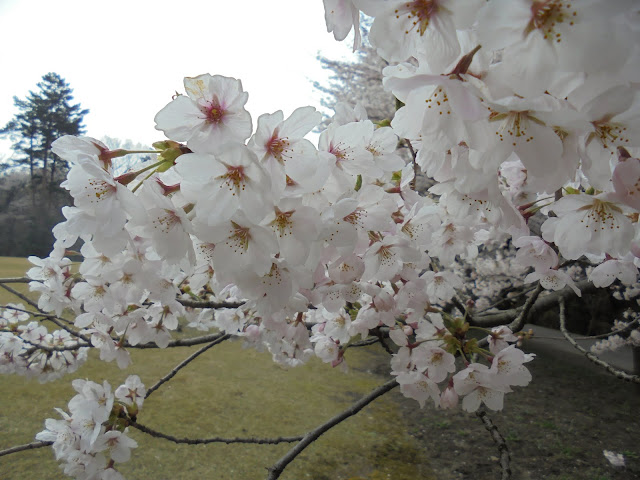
[[0, 73, 88, 256], [314, 44, 395, 126]]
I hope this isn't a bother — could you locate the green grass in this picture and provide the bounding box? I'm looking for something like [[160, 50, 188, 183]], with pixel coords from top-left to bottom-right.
[[0, 258, 435, 480]]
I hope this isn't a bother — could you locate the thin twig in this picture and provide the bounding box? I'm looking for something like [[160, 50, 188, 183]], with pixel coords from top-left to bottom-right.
[[266, 379, 399, 480], [476, 285, 538, 314], [145, 334, 231, 399], [405, 139, 418, 191], [558, 297, 640, 383], [0, 282, 40, 310], [45, 315, 92, 343], [130, 422, 303, 445], [476, 409, 511, 480], [0, 441, 52, 458], [452, 295, 475, 324]]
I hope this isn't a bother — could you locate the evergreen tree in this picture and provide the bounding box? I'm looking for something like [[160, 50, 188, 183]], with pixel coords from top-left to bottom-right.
[[1, 72, 88, 185], [0, 73, 88, 256]]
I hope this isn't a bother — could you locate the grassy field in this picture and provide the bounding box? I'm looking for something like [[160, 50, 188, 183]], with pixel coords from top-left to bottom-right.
[[0, 257, 434, 480]]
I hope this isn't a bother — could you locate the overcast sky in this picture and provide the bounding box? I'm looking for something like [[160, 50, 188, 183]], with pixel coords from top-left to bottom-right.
[[0, 0, 356, 156]]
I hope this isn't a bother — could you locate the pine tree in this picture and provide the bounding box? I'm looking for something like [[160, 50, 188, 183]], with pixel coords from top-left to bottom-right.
[[0, 73, 88, 256], [1, 72, 88, 185]]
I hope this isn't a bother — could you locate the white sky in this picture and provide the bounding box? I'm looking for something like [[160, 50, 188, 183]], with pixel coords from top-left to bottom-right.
[[0, 0, 357, 156]]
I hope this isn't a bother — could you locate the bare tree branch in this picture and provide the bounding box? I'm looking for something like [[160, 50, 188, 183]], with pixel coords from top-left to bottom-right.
[[0, 277, 32, 283], [470, 280, 597, 328], [266, 379, 399, 480], [0, 282, 39, 310], [130, 422, 303, 445], [507, 283, 544, 332], [476, 409, 511, 480], [145, 334, 231, 399], [0, 441, 52, 458], [128, 332, 228, 349], [177, 298, 245, 309], [558, 297, 640, 384]]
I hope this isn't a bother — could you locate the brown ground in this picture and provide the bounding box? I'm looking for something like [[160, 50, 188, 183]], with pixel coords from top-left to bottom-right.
[[382, 338, 640, 480]]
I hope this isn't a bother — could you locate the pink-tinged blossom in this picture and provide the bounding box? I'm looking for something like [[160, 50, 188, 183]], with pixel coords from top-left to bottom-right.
[[396, 371, 441, 408], [490, 345, 534, 388], [175, 144, 272, 226], [525, 268, 582, 297], [369, 0, 484, 69], [487, 326, 519, 355], [132, 180, 195, 266], [362, 235, 422, 282], [612, 150, 640, 211], [248, 106, 324, 197], [453, 363, 511, 412], [542, 193, 634, 260], [513, 235, 558, 272], [421, 270, 462, 304], [154, 74, 252, 153], [262, 198, 323, 266], [577, 85, 640, 189], [589, 259, 638, 288], [323, 0, 362, 50], [197, 213, 279, 279], [477, 0, 635, 86]]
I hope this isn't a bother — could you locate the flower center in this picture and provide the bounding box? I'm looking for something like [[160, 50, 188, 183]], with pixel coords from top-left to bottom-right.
[[204, 99, 227, 124], [266, 133, 290, 163], [527, 0, 577, 43], [227, 221, 251, 252], [218, 164, 247, 192], [395, 0, 440, 36], [271, 208, 294, 237]]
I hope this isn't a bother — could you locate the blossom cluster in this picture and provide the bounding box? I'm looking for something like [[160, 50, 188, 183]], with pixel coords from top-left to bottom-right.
[[0, 302, 88, 381], [3, 2, 640, 475], [35, 376, 145, 480]]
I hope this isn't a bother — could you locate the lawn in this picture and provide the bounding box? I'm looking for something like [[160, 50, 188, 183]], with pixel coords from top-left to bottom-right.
[[0, 257, 434, 480]]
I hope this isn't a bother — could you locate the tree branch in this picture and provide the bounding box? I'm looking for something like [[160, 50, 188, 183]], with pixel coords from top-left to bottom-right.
[[177, 298, 245, 309], [145, 334, 231, 399], [266, 379, 399, 480], [128, 332, 228, 349], [476, 409, 511, 480], [470, 280, 597, 328], [0, 277, 32, 283], [0, 441, 52, 458], [0, 282, 39, 310], [130, 421, 303, 445], [558, 297, 640, 384]]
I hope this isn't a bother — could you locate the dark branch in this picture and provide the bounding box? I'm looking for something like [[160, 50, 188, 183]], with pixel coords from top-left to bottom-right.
[[0, 282, 40, 311], [266, 379, 399, 480], [0, 441, 52, 458], [177, 298, 245, 309], [128, 332, 228, 349], [130, 421, 302, 445], [470, 280, 597, 328], [0, 277, 32, 283], [145, 334, 231, 399], [476, 409, 511, 480]]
